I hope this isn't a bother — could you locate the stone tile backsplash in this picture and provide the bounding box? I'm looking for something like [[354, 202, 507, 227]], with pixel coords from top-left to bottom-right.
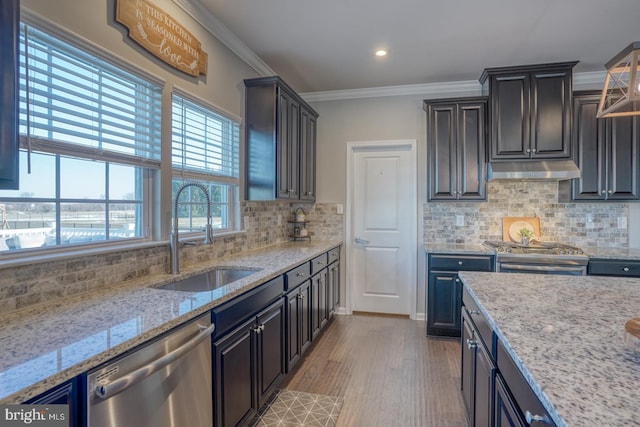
[[424, 181, 630, 247], [0, 201, 294, 314]]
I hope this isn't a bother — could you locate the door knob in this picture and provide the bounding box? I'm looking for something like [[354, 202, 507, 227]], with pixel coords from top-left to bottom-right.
[[355, 237, 370, 245]]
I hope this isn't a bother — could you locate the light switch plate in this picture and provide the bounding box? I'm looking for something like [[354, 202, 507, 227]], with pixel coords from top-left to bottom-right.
[[456, 215, 464, 226], [337, 204, 344, 215]]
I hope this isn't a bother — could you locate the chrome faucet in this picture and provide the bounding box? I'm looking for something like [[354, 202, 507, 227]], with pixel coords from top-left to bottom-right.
[[170, 182, 214, 274]]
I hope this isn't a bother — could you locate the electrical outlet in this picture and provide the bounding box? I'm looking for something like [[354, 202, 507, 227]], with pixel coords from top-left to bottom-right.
[[618, 216, 627, 229], [337, 204, 344, 215], [456, 215, 464, 227], [586, 214, 594, 229]]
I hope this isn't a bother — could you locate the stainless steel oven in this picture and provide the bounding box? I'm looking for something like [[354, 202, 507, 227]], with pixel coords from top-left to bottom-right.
[[497, 262, 587, 275], [484, 241, 588, 276]]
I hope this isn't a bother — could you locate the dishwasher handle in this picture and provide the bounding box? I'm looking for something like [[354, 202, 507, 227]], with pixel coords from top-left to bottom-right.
[[95, 322, 215, 399]]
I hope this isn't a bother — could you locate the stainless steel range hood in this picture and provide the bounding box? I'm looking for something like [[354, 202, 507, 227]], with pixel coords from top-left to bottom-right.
[[487, 160, 581, 181]]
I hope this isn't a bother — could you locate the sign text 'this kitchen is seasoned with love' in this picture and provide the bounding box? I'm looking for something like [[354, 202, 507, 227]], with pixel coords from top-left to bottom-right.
[[116, 0, 208, 77]]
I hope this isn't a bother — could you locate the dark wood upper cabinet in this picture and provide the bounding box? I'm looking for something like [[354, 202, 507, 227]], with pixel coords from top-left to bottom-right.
[[0, 0, 20, 190], [480, 62, 576, 161], [244, 76, 318, 201], [560, 91, 640, 201], [424, 97, 487, 201]]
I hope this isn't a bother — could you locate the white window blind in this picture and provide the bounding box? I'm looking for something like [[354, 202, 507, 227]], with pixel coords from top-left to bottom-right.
[[19, 23, 162, 168], [172, 94, 240, 180]]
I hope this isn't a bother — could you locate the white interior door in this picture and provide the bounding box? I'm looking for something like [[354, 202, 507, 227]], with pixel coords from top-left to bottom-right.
[[350, 143, 416, 315]]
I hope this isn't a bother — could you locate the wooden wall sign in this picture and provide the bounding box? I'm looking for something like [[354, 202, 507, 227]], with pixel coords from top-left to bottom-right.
[[116, 0, 207, 77]]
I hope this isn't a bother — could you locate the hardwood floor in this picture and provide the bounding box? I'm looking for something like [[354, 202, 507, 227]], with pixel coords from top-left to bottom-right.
[[283, 313, 468, 427]]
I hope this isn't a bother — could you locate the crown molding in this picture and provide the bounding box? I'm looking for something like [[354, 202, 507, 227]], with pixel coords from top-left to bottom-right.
[[172, 0, 275, 77], [302, 71, 608, 102], [300, 80, 483, 102], [573, 71, 606, 89]]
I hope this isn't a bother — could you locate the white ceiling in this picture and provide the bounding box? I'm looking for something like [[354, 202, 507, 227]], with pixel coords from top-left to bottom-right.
[[185, 0, 640, 95]]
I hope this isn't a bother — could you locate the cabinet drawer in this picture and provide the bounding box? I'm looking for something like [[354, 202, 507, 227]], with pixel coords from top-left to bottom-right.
[[588, 259, 640, 278], [429, 254, 494, 272], [497, 340, 556, 426], [212, 275, 284, 337], [328, 247, 340, 264], [311, 253, 328, 275], [285, 262, 311, 290], [462, 287, 494, 356]]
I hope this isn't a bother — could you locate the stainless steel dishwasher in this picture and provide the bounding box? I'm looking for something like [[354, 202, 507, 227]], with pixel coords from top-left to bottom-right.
[[87, 313, 215, 427]]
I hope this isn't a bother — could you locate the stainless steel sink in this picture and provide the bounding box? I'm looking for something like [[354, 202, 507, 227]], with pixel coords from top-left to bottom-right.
[[153, 268, 260, 292]]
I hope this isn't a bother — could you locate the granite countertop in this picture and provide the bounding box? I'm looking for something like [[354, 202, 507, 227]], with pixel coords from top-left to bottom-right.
[[459, 271, 640, 427], [0, 240, 341, 404], [583, 247, 640, 261], [424, 242, 494, 255]]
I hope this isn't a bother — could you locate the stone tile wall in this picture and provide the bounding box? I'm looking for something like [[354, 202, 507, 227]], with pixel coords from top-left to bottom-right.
[[0, 201, 292, 314], [424, 181, 630, 247], [293, 202, 344, 241]]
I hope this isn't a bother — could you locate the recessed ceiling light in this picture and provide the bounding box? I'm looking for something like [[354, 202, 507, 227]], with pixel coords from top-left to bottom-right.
[[375, 48, 388, 57]]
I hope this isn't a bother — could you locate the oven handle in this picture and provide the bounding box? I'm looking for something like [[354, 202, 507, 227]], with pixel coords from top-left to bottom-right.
[[499, 263, 586, 274]]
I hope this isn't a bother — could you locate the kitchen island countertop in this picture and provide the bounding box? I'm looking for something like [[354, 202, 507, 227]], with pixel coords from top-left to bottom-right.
[[459, 271, 640, 427], [0, 240, 341, 404]]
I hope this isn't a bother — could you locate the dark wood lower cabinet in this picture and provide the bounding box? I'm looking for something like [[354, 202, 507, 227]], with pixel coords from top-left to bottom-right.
[[213, 317, 256, 427], [461, 308, 495, 427], [429, 272, 461, 336], [26, 378, 79, 427], [213, 299, 285, 427], [494, 375, 525, 427], [588, 258, 640, 277], [428, 254, 494, 337], [311, 269, 328, 340], [328, 260, 340, 316], [286, 280, 312, 372], [256, 299, 285, 408]]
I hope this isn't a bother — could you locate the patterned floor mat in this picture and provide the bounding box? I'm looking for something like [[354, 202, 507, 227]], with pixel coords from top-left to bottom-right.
[[251, 389, 343, 427]]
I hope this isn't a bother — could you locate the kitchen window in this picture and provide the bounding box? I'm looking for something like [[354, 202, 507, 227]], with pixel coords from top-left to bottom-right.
[[171, 92, 240, 235], [0, 20, 161, 253]]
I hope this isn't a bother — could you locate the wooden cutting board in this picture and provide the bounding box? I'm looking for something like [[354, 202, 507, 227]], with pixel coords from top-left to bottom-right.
[[502, 217, 541, 242]]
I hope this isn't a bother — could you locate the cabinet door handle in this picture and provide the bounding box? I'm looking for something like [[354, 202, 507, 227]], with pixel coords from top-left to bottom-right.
[[296, 272, 306, 277], [526, 148, 531, 153], [297, 293, 305, 300], [458, 260, 463, 266], [288, 189, 295, 193], [455, 278, 460, 283], [466, 339, 477, 350], [623, 267, 630, 272], [525, 410, 550, 425], [531, 148, 537, 153], [601, 190, 606, 194], [608, 189, 613, 194], [468, 309, 480, 315]]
